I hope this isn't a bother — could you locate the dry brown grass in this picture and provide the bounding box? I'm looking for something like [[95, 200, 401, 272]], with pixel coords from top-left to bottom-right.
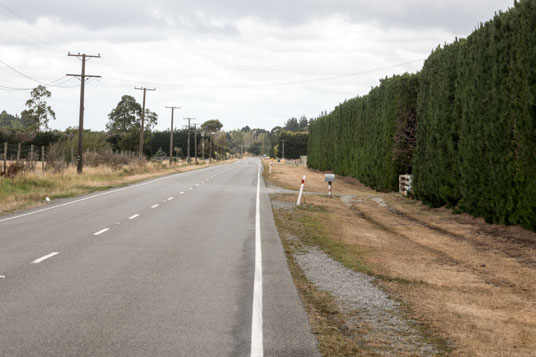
[[266, 161, 536, 356], [0, 159, 235, 215]]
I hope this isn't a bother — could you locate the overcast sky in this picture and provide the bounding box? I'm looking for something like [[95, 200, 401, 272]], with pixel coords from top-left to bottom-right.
[[0, 0, 514, 131]]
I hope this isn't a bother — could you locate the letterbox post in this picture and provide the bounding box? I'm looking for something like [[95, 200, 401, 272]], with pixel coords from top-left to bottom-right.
[[324, 174, 336, 198]]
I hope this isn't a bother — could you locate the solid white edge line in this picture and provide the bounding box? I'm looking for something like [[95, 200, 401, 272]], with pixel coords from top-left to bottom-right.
[[251, 160, 263, 356], [32, 251, 59, 264], [93, 228, 110, 236], [128, 214, 139, 220], [151, 204, 159, 208], [0, 163, 231, 224]]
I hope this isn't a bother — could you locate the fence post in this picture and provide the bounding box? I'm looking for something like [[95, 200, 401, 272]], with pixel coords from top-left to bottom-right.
[[30, 144, 34, 170], [17, 142, 21, 161], [3, 142, 7, 174], [41, 146, 45, 172]]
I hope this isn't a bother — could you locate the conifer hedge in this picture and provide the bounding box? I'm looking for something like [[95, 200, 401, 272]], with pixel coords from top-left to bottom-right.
[[414, 0, 536, 230], [308, 0, 536, 230], [308, 73, 419, 192]]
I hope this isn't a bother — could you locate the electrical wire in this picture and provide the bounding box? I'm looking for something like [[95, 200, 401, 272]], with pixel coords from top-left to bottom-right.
[[0, 84, 32, 90], [0, 57, 73, 87], [0, 1, 65, 50], [100, 58, 424, 89]]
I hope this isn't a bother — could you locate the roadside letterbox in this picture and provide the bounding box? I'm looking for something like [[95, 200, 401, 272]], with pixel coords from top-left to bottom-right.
[[324, 174, 335, 183]]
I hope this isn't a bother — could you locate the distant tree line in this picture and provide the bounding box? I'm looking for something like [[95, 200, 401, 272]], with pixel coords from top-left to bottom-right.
[[308, 0, 536, 231]]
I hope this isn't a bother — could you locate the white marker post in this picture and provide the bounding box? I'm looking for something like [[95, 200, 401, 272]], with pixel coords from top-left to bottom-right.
[[297, 175, 306, 206]]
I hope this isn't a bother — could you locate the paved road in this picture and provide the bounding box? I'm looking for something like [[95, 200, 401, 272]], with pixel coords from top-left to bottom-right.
[[0, 159, 318, 356]]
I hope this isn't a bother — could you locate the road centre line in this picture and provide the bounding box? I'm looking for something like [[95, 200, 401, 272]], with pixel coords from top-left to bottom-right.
[[0, 165, 227, 223], [180, 191, 184, 194], [128, 214, 139, 220], [195, 184, 199, 187], [168, 197, 174, 201], [251, 160, 263, 356], [93, 228, 110, 236], [32, 252, 59, 264], [151, 204, 159, 208]]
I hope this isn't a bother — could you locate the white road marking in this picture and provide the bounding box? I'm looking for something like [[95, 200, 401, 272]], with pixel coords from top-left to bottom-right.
[[129, 214, 139, 220], [93, 228, 110, 236], [32, 252, 59, 264], [168, 196, 174, 201], [151, 204, 159, 208], [0, 169, 207, 223], [251, 160, 263, 356], [180, 191, 184, 194], [195, 184, 199, 187], [189, 187, 193, 190]]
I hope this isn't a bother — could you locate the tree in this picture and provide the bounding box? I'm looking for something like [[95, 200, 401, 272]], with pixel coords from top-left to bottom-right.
[[106, 95, 158, 153], [283, 118, 299, 132], [201, 119, 223, 134], [106, 95, 142, 132], [21, 85, 56, 131]]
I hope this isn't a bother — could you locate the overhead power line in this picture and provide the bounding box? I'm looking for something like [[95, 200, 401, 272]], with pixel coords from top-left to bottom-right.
[[0, 57, 78, 88], [0, 1, 66, 50], [100, 58, 424, 89]]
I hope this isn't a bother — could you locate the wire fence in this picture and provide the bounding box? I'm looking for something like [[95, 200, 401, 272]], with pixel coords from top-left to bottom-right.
[[0, 141, 139, 177]]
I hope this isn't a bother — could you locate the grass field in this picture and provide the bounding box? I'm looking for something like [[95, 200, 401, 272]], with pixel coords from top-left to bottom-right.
[[265, 160, 536, 356], [0, 160, 234, 215]]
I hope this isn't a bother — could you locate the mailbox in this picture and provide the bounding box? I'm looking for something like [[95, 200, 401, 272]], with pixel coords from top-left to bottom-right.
[[324, 174, 335, 183]]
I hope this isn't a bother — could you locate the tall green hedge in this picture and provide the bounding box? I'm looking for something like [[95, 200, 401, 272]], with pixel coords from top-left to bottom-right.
[[308, 73, 419, 191], [308, 0, 536, 230], [278, 131, 308, 159], [413, 0, 536, 230]]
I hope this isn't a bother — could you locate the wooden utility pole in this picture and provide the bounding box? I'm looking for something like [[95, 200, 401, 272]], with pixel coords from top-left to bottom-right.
[[209, 135, 212, 164], [183, 118, 195, 164], [166, 106, 180, 165], [67, 52, 100, 174], [194, 123, 198, 164], [134, 87, 156, 159], [281, 140, 286, 160], [201, 132, 205, 160]]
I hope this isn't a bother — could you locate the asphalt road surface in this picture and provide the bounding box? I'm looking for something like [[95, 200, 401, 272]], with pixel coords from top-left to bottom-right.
[[0, 158, 319, 356]]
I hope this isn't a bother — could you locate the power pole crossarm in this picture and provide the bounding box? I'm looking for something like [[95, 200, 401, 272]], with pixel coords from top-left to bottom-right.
[[134, 87, 156, 159], [66, 52, 100, 175]]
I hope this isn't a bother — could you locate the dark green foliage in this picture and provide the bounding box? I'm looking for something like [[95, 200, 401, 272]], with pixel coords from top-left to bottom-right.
[[278, 131, 308, 159], [413, 0, 536, 230], [308, 73, 419, 192], [309, 1, 535, 231]]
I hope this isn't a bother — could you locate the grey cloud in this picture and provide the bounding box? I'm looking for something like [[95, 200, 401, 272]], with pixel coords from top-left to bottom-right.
[[2, 0, 515, 35]]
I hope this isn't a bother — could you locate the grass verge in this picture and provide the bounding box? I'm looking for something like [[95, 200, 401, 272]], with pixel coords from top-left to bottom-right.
[[265, 161, 536, 355], [0, 160, 235, 215]]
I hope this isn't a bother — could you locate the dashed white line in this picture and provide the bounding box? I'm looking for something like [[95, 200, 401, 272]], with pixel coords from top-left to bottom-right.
[[93, 228, 110, 236], [180, 191, 185, 194], [129, 214, 139, 220], [168, 196, 174, 201], [0, 169, 203, 223], [151, 204, 159, 208], [195, 184, 199, 187], [189, 187, 193, 190], [32, 252, 59, 264]]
